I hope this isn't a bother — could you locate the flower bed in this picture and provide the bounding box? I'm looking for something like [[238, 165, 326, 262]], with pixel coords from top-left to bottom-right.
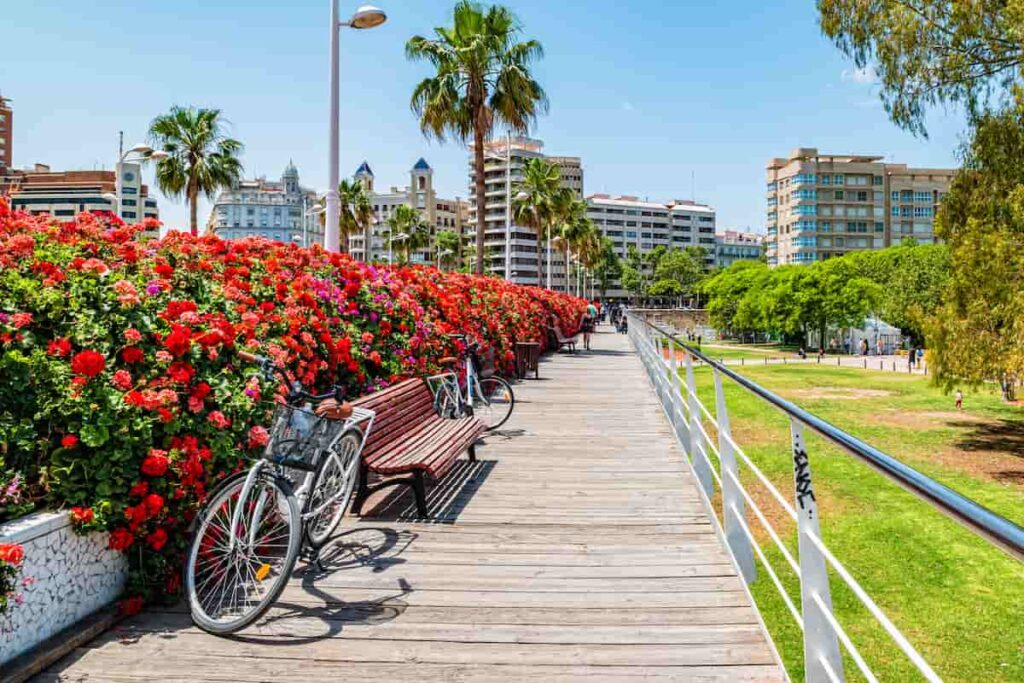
[[0, 199, 585, 607]]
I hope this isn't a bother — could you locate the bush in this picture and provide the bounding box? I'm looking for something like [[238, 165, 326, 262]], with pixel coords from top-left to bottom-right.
[[0, 199, 584, 602]]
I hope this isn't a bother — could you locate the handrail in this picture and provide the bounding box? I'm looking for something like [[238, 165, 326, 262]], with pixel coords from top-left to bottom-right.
[[627, 311, 1021, 682], [641, 316, 1024, 563]]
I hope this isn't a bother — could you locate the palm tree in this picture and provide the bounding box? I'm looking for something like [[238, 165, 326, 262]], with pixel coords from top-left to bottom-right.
[[513, 157, 565, 287], [387, 204, 430, 264], [338, 178, 373, 257], [558, 199, 593, 294], [406, 1, 547, 275], [148, 106, 244, 236]]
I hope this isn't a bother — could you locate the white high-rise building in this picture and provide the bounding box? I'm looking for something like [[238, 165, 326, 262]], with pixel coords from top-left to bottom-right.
[[207, 162, 321, 245], [466, 137, 582, 289], [586, 194, 717, 300]]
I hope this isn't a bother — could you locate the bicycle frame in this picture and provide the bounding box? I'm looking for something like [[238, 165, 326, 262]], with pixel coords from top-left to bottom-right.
[[227, 406, 375, 552]]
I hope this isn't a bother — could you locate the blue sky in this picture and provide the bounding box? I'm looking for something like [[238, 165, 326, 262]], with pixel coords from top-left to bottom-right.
[[4, 0, 967, 232]]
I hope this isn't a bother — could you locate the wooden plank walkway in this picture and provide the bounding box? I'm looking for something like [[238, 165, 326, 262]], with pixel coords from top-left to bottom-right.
[[39, 328, 784, 682]]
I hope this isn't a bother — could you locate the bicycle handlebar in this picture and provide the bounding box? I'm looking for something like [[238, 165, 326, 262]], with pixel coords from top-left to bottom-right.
[[239, 350, 346, 405]]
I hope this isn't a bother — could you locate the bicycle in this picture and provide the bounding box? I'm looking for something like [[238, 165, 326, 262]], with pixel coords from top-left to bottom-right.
[[184, 350, 375, 635], [431, 334, 515, 431]]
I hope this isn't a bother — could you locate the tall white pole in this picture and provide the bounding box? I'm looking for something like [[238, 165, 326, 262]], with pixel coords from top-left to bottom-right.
[[325, 0, 341, 251], [504, 132, 511, 281], [113, 158, 122, 221], [546, 237, 552, 289]]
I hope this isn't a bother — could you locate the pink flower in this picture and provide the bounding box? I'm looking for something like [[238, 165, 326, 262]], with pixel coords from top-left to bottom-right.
[[248, 425, 270, 448], [11, 312, 33, 328], [123, 328, 143, 344], [111, 369, 133, 391], [207, 411, 231, 429]]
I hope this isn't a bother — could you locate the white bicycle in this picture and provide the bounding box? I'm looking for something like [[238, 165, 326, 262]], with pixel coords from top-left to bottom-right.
[[184, 350, 374, 635], [431, 334, 515, 431]]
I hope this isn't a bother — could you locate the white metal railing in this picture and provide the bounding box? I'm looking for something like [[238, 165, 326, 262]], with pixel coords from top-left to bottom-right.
[[627, 312, 1024, 683]]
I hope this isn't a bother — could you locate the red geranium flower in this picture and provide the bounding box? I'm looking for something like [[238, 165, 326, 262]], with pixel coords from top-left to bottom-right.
[[121, 346, 144, 364], [0, 543, 24, 565], [70, 349, 106, 378], [146, 528, 168, 551], [141, 450, 169, 477], [47, 337, 72, 357], [119, 595, 144, 616], [143, 493, 164, 516], [129, 481, 149, 498], [70, 506, 94, 525], [164, 325, 191, 357], [61, 434, 79, 448], [108, 528, 134, 552]]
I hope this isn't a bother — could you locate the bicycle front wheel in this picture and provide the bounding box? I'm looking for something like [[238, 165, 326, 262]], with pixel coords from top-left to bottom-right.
[[185, 468, 301, 635], [305, 430, 362, 548], [473, 376, 515, 431]]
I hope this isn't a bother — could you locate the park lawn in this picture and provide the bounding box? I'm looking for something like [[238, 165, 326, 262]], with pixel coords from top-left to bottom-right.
[[673, 342, 800, 362], [688, 364, 1024, 682]]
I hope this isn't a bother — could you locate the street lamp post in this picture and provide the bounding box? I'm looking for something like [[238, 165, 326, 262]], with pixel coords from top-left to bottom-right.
[[390, 231, 408, 263], [103, 143, 167, 221], [304, 201, 325, 248], [436, 247, 453, 270], [325, 3, 387, 252]]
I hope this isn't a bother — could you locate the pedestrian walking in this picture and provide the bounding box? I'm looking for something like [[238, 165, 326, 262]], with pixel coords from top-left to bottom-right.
[[581, 301, 597, 351], [955, 389, 964, 411], [908, 347, 916, 369]]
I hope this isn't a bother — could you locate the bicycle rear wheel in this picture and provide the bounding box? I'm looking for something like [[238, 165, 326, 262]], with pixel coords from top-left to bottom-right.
[[473, 376, 515, 431], [305, 430, 362, 548], [185, 468, 301, 634]]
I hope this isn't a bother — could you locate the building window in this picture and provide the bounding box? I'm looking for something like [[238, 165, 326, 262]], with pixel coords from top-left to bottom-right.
[[873, 176, 883, 185], [913, 206, 933, 217], [122, 199, 137, 206], [891, 206, 900, 217], [914, 191, 933, 202], [874, 222, 884, 232], [834, 190, 844, 200]]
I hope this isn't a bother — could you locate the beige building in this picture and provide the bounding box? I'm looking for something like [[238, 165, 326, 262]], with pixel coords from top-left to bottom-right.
[[467, 137, 582, 288], [348, 159, 467, 266], [715, 230, 765, 268], [765, 148, 955, 266], [587, 194, 717, 300], [207, 162, 320, 245]]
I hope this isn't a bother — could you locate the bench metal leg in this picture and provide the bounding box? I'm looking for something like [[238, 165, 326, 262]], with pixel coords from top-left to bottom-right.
[[468, 443, 477, 462], [351, 460, 370, 516], [411, 470, 429, 518]]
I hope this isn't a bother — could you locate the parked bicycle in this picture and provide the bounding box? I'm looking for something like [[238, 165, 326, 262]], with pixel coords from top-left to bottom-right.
[[184, 350, 375, 635], [432, 334, 515, 431]]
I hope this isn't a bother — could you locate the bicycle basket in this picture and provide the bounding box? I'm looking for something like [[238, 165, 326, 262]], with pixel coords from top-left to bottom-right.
[[474, 346, 497, 379], [262, 404, 345, 471]]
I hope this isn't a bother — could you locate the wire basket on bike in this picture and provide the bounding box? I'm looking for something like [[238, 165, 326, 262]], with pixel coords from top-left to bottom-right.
[[262, 404, 346, 472]]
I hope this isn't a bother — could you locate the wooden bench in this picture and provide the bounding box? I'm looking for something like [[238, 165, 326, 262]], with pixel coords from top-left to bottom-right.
[[350, 377, 487, 518], [548, 324, 579, 353]]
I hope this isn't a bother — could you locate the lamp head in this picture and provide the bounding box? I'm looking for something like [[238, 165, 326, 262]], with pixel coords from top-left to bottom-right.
[[349, 5, 386, 29], [130, 143, 153, 155], [149, 150, 170, 162], [515, 191, 530, 201]]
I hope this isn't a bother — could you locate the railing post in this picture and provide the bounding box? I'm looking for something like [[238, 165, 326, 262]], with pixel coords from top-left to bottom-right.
[[684, 352, 714, 497], [667, 341, 689, 442], [791, 419, 845, 682], [715, 368, 756, 584]]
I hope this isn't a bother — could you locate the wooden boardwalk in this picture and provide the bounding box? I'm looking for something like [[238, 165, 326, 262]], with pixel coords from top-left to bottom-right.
[[41, 329, 784, 682]]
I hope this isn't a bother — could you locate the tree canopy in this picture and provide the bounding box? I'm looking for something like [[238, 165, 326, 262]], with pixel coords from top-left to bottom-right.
[[818, 0, 1024, 136]]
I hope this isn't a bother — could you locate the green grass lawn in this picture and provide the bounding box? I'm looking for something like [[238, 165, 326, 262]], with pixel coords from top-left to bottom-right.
[[674, 342, 799, 362], [687, 364, 1024, 681]]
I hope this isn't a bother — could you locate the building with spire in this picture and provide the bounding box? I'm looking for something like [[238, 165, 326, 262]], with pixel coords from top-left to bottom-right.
[[206, 161, 321, 245], [347, 158, 468, 265]]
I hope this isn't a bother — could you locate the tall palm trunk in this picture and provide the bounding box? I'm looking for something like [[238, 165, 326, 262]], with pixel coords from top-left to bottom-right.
[[473, 125, 487, 275], [189, 184, 199, 236], [536, 222, 544, 286], [564, 245, 571, 295]]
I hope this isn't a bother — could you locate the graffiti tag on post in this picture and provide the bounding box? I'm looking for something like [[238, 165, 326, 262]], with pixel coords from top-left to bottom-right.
[[793, 447, 816, 516]]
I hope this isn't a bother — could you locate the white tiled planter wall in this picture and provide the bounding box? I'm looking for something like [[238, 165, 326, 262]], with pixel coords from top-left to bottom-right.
[[0, 511, 127, 664]]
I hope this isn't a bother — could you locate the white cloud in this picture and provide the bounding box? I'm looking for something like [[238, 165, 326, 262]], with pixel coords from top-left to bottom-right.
[[621, 101, 635, 112], [841, 65, 878, 85]]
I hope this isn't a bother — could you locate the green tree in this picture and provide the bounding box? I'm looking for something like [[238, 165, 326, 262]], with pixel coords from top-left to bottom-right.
[[513, 158, 569, 286], [386, 204, 430, 264], [407, 1, 547, 274], [702, 260, 772, 334], [589, 237, 621, 300], [149, 106, 244, 236], [818, 0, 1024, 136], [929, 109, 1024, 396], [338, 178, 373, 256], [654, 248, 705, 304], [435, 228, 462, 269]]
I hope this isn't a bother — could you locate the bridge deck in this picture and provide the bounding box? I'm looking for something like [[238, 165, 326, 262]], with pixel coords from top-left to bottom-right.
[[41, 329, 784, 682]]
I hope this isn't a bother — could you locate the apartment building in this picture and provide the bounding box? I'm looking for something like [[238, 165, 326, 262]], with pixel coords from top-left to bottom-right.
[[586, 194, 717, 300], [467, 137, 582, 288], [348, 158, 467, 265], [207, 162, 321, 245], [715, 230, 764, 268], [766, 148, 955, 266], [0, 93, 11, 172], [2, 163, 159, 234]]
